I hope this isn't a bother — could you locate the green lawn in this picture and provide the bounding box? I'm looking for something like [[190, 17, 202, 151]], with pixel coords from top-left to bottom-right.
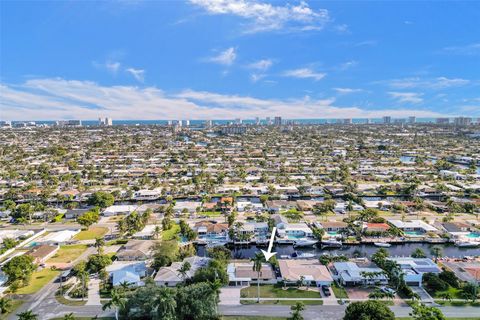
[[74, 226, 108, 240], [47, 244, 88, 263], [241, 300, 323, 305], [332, 282, 349, 299], [0, 299, 24, 320], [55, 294, 87, 306], [223, 317, 287, 320], [16, 268, 60, 295], [200, 211, 222, 217], [240, 284, 321, 299], [162, 224, 180, 241], [429, 286, 463, 299]]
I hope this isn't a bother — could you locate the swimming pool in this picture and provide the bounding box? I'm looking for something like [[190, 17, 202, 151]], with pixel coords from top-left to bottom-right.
[[467, 232, 480, 239], [404, 231, 424, 237]]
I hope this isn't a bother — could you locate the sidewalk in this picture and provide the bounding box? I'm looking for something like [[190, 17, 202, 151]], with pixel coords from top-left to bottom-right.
[[86, 278, 102, 306]]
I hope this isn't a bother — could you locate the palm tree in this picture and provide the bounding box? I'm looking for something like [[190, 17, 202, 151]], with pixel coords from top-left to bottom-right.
[[0, 297, 12, 315], [430, 246, 443, 263], [290, 301, 305, 320], [438, 292, 453, 302], [17, 310, 38, 320], [153, 225, 161, 240], [102, 288, 127, 320], [94, 237, 105, 254], [178, 261, 191, 282], [63, 313, 75, 320], [251, 252, 265, 303], [155, 287, 177, 320]]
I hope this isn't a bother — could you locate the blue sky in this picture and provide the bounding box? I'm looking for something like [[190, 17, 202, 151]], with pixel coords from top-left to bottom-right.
[[1, 0, 479, 120]]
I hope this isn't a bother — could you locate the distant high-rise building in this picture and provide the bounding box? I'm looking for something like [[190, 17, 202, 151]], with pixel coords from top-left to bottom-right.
[[205, 120, 213, 128], [274, 116, 282, 126], [454, 117, 472, 126], [343, 118, 352, 124], [0, 121, 12, 128], [408, 116, 416, 124], [436, 118, 450, 124], [234, 118, 242, 125], [383, 116, 392, 124], [221, 126, 247, 135], [255, 117, 260, 125], [365, 118, 371, 124], [266, 117, 272, 125], [98, 117, 112, 126], [182, 120, 190, 127]]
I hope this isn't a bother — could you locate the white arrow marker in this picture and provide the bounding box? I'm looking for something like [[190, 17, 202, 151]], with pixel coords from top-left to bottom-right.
[[261, 227, 277, 261]]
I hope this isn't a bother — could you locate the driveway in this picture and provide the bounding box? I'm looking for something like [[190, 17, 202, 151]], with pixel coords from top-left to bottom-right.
[[219, 287, 242, 305], [411, 286, 434, 302]]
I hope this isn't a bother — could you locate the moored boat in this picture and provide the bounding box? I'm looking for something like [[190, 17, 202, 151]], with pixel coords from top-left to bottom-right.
[[374, 242, 392, 248]]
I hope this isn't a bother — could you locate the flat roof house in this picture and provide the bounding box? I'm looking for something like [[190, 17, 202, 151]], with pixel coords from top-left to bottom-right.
[[331, 262, 388, 286], [278, 259, 333, 286], [387, 257, 441, 286]]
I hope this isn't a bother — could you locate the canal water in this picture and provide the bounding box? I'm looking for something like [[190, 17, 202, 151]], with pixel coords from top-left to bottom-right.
[[197, 243, 480, 259]]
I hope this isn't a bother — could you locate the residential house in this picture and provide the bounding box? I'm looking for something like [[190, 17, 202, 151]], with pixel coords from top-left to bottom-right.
[[227, 261, 276, 286], [387, 257, 441, 286], [278, 259, 333, 286], [155, 256, 210, 287], [106, 261, 148, 287], [116, 240, 153, 261], [331, 261, 388, 286], [27, 244, 59, 264]]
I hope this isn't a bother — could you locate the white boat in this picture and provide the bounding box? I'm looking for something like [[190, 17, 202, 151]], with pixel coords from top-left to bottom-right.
[[293, 239, 318, 247], [321, 239, 342, 248], [291, 251, 316, 259], [374, 242, 392, 248], [455, 241, 480, 248]]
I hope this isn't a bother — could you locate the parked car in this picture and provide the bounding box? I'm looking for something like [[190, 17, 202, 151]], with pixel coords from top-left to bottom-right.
[[380, 286, 396, 295], [321, 285, 331, 296]]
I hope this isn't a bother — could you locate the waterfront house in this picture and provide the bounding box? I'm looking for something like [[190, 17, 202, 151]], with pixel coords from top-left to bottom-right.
[[318, 221, 348, 233], [389, 220, 438, 235], [278, 259, 333, 286], [331, 262, 388, 286], [227, 261, 276, 286], [277, 223, 313, 241], [387, 257, 441, 286]]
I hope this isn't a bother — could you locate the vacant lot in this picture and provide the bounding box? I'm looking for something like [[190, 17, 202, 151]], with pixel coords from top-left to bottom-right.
[[74, 227, 108, 240], [240, 284, 320, 299], [47, 244, 88, 263], [16, 268, 60, 295]]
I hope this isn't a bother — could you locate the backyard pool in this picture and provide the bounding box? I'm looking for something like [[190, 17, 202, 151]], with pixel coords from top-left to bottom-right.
[[466, 232, 480, 239], [404, 231, 424, 237]]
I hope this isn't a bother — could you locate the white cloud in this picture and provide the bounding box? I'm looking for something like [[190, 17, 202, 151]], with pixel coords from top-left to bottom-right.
[[385, 77, 470, 89], [248, 59, 273, 71], [250, 73, 266, 83], [334, 24, 349, 33], [334, 88, 363, 94], [208, 47, 237, 65], [0, 78, 449, 121], [338, 60, 357, 71], [388, 92, 423, 104], [442, 43, 480, 55], [93, 60, 121, 74], [283, 68, 326, 81], [189, 0, 330, 33], [126, 68, 145, 82]]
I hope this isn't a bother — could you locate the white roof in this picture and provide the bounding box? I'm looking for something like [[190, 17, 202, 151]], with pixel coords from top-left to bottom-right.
[[37, 229, 80, 243], [389, 220, 438, 232], [104, 205, 138, 214]]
